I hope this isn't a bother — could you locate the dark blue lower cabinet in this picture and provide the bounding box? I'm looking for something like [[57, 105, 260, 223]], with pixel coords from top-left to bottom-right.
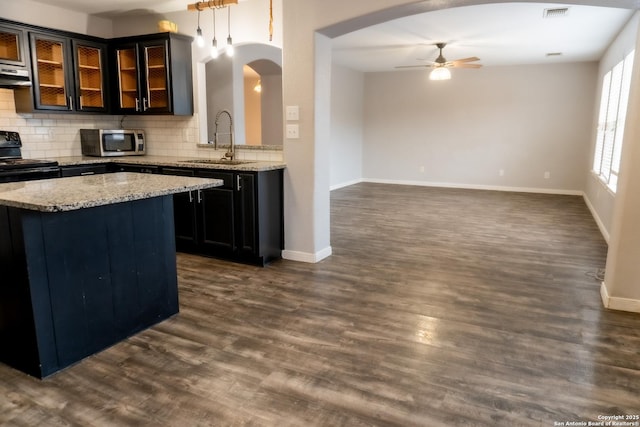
[[0, 196, 179, 378]]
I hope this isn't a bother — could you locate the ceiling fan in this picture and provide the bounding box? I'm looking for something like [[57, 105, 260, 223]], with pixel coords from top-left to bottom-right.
[[395, 43, 482, 80]]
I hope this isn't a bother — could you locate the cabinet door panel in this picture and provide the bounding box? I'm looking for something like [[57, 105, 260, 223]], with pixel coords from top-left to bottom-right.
[[0, 25, 27, 66], [200, 188, 235, 254], [73, 39, 108, 113], [114, 45, 140, 113], [173, 191, 198, 248], [237, 173, 257, 255], [141, 41, 170, 113], [30, 33, 71, 111]]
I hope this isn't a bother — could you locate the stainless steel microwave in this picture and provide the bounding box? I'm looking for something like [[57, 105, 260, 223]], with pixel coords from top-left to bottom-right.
[[80, 129, 145, 157]]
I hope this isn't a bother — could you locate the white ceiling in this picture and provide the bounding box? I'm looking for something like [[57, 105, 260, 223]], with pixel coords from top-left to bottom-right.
[[332, 3, 635, 71], [31, 0, 188, 17], [28, 0, 634, 71]]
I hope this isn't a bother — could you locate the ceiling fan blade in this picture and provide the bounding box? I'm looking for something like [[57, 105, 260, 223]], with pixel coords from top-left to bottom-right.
[[452, 63, 483, 69], [450, 56, 481, 63], [395, 65, 431, 69], [415, 59, 438, 65]]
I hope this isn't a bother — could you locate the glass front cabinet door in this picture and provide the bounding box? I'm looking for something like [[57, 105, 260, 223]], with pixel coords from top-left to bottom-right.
[[30, 33, 70, 110], [111, 33, 192, 116], [27, 32, 108, 113], [113, 40, 170, 114], [0, 24, 27, 67], [72, 40, 108, 113]]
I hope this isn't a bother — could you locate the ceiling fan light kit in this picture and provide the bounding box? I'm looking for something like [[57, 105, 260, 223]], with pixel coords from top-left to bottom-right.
[[395, 42, 481, 81], [429, 67, 451, 81]]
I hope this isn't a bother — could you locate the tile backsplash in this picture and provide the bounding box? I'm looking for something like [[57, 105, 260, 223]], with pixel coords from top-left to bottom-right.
[[0, 89, 283, 162]]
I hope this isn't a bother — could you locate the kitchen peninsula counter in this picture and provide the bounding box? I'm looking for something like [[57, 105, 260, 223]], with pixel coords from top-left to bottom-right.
[[0, 173, 222, 378], [0, 172, 222, 212]]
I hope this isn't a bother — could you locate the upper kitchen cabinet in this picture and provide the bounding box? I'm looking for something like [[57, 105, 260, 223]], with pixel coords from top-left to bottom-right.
[[110, 33, 193, 116], [14, 31, 109, 113], [0, 22, 28, 67], [72, 39, 109, 112]]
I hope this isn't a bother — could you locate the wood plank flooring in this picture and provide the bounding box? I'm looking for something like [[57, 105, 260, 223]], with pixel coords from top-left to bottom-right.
[[2, 183, 640, 426]]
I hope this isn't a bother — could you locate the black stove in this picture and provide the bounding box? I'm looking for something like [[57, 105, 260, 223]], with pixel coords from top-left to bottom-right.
[[0, 130, 60, 183]]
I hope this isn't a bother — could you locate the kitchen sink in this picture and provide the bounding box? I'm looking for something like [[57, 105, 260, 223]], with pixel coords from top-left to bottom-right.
[[179, 159, 255, 165]]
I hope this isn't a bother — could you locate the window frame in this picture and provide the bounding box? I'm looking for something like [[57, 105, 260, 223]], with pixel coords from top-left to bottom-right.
[[592, 50, 635, 193]]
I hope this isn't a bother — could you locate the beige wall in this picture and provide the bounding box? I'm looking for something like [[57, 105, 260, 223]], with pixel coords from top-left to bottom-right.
[[362, 62, 597, 193], [330, 63, 364, 190], [244, 73, 262, 145]]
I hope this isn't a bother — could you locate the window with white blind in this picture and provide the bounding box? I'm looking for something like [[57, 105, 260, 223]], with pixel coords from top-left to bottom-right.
[[593, 50, 635, 193]]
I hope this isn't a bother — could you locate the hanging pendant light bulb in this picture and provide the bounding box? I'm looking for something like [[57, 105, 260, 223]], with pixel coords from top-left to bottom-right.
[[195, 3, 204, 47], [210, 8, 218, 59], [226, 6, 234, 57]]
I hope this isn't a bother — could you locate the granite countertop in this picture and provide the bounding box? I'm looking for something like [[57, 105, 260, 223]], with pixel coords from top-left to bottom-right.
[[0, 172, 222, 213], [54, 155, 286, 172]]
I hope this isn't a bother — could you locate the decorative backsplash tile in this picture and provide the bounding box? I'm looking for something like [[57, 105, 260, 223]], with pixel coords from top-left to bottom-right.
[[0, 89, 283, 161]]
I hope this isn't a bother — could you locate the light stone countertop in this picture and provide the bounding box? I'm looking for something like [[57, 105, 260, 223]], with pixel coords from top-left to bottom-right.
[[0, 172, 223, 213], [53, 155, 286, 172]]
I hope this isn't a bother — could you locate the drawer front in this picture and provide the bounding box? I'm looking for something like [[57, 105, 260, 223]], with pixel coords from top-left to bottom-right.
[[60, 164, 109, 177]]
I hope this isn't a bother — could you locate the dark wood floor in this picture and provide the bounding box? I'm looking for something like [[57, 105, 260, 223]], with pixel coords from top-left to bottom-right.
[[2, 183, 640, 426]]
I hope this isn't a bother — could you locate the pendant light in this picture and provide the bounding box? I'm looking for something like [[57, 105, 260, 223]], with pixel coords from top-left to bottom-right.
[[429, 67, 451, 81], [254, 79, 262, 93], [226, 6, 234, 57], [195, 3, 204, 47], [210, 7, 219, 59]]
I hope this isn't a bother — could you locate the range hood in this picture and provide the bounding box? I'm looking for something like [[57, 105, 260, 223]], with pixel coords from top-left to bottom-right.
[[0, 66, 31, 88]]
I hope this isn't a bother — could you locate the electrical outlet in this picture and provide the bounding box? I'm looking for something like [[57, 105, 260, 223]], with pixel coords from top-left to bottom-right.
[[286, 105, 299, 121], [544, 171, 550, 179], [419, 166, 425, 173], [499, 169, 504, 177], [286, 124, 299, 139]]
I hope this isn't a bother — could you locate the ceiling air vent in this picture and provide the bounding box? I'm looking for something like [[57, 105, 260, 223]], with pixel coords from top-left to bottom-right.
[[543, 7, 569, 18]]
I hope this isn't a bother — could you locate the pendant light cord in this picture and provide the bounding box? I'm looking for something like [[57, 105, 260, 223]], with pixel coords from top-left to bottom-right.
[[269, 0, 273, 41]]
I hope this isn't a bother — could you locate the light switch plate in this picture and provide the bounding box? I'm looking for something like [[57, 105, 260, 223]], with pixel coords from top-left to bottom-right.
[[286, 124, 299, 139], [286, 105, 299, 121]]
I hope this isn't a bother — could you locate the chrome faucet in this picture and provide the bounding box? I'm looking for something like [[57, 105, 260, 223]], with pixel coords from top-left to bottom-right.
[[214, 109, 234, 161]]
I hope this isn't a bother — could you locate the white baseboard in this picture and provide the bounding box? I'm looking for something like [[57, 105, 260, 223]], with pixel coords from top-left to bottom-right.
[[360, 178, 583, 196], [582, 193, 610, 243], [282, 246, 332, 263], [600, 282, 640, 313], [330, 179, 363, 191]]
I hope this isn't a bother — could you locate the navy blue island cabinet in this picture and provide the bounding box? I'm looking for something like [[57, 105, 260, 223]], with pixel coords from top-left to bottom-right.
[[0, 172, 221, 378]]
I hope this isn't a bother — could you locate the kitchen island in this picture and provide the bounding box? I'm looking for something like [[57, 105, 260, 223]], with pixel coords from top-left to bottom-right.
[[0, 173, 222, 378]]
